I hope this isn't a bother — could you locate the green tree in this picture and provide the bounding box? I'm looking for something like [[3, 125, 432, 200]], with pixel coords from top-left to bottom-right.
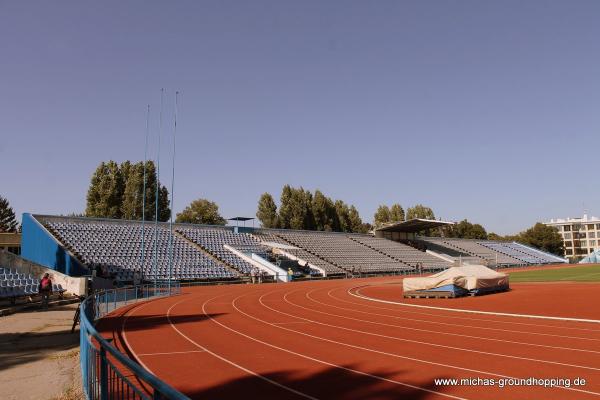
[[406, 204, 435, 220], [176, 198, 226, 225], [312, 190, 339, 231], [487, 232, 518, 241], [516, 223, 564, 256], [487, 232, 503, 241], [389, 204, 405, 222], [373, 205, 391, 228], [348, 205, 365, 233], [256, 193, 279, 228], [85, 161, 124, 218], [303, 189, 316, 230], [142, 161, 170, 222], [361, 222, 373, 234], [268, 185, 366, 232], [121, 161, 144, 220], [86, 160, 170, 221], [312, 190, 329, 231], [335, 200, 352, 232], [0, 196, 18, 232], [158, 186, 171, 222], [449, 219, 488, 240], [288, 187, 310, 230], [278, 185, 294, 229]]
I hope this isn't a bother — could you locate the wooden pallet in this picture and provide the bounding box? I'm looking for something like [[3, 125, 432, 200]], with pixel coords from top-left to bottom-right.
[[404, 291, 456, 299]]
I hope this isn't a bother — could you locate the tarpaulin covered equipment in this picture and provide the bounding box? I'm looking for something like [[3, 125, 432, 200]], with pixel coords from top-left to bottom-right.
[[403, 265, 509, 297]]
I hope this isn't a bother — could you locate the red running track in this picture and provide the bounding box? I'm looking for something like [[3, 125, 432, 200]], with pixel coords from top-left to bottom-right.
[[98, 277, 600, 399]]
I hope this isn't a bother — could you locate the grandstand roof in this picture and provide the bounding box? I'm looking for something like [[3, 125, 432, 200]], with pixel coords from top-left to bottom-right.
[[228, 217, 254, 221], [375, 218, 454, 233]]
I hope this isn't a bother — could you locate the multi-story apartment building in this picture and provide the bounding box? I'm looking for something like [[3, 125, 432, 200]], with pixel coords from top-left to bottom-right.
[[545, 214, 600, 261]]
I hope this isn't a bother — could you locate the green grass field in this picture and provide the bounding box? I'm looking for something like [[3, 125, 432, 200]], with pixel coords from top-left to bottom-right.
[[509, 264, 600, 282]]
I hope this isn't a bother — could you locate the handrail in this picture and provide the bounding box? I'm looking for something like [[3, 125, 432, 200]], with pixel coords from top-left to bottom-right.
[[79, 283, 190, 400]]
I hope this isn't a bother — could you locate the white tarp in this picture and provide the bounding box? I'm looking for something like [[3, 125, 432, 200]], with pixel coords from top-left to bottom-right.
[[403, 264, 508, 292]]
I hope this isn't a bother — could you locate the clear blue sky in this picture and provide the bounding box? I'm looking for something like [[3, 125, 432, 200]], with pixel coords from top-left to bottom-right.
[[1, 1, 599, 234]]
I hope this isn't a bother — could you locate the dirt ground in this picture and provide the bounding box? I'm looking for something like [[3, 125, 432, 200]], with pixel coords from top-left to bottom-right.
[[0, 303, 84, 400]]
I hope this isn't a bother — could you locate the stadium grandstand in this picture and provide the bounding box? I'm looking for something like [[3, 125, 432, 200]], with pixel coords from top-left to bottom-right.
[[417, 237, 566, 266], [18, 213, 566, 284]]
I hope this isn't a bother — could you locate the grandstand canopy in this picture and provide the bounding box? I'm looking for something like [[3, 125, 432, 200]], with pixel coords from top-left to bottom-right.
[[228, 217, 254, 222], [375, 218, 454, 233], [228, 216, 255, 229]]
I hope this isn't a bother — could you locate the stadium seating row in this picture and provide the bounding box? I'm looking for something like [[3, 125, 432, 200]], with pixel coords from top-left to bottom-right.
[[44, 218, 239, 281], [260, 231, 416, 274], [33, 216, 563, 282], [0, 266, 66, 299], [418, 237, 563, 266]]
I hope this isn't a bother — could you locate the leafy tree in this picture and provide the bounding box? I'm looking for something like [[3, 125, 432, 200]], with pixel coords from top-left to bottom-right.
[[0, 196, 18, 232], [361, 222, 373, 233], [487, 232, 503, 241], [259, 185, 366, 233], [389, 204, 405, 222], [348, 205, 365, 233], [312, 190, 333, 231], [85, 161, 123, 218], [144, 161, 171, 222], [448, 219, 488, 240], [487, 232, 518, 242], [278, 185, 294, 229], [288, 187, 310, 230], [335, 200, 352, 232], [302, 189, 315, 230], [467, 223, 487, 239], [176, 198, 226, 225], [373, 205, 391, 228], [158, 186, 171, 222], [516, 223, 564, 256], [256, 193, 279, 228], [86, 160, 170, 221], [121, 161, 144, 220], [406, 204, 435, 220]]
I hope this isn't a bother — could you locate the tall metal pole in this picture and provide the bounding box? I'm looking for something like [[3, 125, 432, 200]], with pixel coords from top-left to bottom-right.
[[168, 91, 179, 290], [154, 89, 164, 290], [141, 105, 150, 280]]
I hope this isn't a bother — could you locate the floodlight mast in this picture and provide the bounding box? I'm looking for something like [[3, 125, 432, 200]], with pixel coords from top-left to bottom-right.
[[154, 89, 164, 291], [141, 105, 150, 280], [168, 91, 179, 291]]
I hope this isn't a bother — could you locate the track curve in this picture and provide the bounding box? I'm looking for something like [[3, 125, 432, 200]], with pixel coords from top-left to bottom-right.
[[100, 277, 600, 399]]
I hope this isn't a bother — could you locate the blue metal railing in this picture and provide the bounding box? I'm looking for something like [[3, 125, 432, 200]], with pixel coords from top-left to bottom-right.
[[79, 282, 190, 400]]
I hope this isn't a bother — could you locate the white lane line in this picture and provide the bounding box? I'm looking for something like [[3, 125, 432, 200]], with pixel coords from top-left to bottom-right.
[[327, 287, 600, 337], [213, 293, 467, 400], [250, 289, 600, 398], [137, 350, 206, 356], [272, 321, 312, 325], [351, 285, 600, 324], [298, 289, 600, 354], [272, 290, 600, 372], [121, 300, 159, 374], [340, 282, 597, 331], [166, 296, 320, 400]]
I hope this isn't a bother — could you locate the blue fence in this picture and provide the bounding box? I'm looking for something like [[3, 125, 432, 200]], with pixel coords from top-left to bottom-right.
[[79, 282, 190, 400]]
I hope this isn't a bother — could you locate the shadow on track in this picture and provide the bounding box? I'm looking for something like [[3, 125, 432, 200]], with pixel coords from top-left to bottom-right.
[[185, 364, 452, 400], [102, 312, 227, 332]]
